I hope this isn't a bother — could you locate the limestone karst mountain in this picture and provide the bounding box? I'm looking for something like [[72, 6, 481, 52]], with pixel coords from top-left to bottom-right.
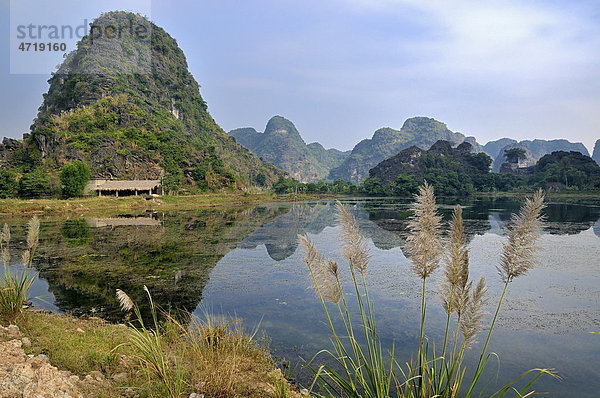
[[229, 116, 349, 182], [592, 139, 600, 166], [0, 11, 282, 192]]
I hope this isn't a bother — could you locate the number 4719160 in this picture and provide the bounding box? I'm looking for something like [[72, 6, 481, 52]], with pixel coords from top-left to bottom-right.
[[18, 42, 67, 51]]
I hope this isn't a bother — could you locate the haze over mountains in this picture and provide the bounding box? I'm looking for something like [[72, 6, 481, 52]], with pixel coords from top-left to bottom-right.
[[230, 115, 595, 184]]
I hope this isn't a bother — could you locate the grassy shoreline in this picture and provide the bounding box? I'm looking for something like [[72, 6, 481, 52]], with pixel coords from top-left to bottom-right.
[[2, 190, 597, 218], [0, 192, 335, 217], [1, 309, 301, 397]]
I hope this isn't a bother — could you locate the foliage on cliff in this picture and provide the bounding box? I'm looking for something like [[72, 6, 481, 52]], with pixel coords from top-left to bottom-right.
[[365, 141, 496, 195], [529, 151, 600, 190]]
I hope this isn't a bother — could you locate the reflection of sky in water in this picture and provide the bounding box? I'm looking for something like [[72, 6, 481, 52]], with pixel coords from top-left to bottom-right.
[[7, 264, 59, 313], [4, 197, 600, 397]]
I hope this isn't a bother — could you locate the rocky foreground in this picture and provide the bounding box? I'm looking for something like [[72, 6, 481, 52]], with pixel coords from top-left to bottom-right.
[[0, 325, 86, 398]]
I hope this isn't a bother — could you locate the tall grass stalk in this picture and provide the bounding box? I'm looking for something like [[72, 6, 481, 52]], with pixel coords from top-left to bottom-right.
[[0, 217, 39, 319], [301, 187, 554, 398], [299, 201, 395, 397], [116, 286, 185, 398]]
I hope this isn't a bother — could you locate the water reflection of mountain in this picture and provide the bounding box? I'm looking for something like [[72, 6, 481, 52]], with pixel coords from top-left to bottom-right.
[[361, 197, 600, 243], [238, 201, 410, 259], [240, 197, 600, 265], [238, 202, 338, 260], [360, 197, 496, 250], [29, 206, 288, 322], [542, 201, 600, 235]]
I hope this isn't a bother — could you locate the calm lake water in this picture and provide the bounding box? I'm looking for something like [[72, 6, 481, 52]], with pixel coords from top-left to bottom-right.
[[4, 196, 600, 397]]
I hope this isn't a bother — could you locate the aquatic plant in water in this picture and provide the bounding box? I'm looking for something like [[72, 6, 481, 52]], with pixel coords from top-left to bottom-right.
[[299, 185, 553, 397], [0, 217, 39, 319]]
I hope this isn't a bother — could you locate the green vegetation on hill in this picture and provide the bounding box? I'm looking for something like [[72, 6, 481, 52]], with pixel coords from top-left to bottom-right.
[[329, 117, 482, 183], [0, 11, 282, 198], [362, 141, 600, 196], [365, 141, 500, 195], [530, 151, 600, 190], [229, 116, 349, 182]]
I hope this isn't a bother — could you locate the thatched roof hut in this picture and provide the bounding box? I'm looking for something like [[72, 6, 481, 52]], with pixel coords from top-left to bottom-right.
[[94, 180, 161, 196]]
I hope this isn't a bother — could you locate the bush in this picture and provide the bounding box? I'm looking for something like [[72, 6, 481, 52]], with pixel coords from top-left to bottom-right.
[[60, 161, 91, 197], [162, 173, 182, 195]]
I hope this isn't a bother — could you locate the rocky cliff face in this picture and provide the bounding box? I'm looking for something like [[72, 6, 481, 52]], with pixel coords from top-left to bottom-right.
[[2, 11, 282, 188], [482, 138, 518, 158], [0, 138, 23, 168]]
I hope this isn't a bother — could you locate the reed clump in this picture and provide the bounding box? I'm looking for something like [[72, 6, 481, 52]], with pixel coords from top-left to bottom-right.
[[299, 185, 553, 397], [115, 288, 289, 398], [0, 217, 39, 320]]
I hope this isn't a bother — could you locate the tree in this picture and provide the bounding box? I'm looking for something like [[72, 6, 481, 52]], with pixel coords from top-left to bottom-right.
[[254, 172, 267, 187], [60, 161, 91, 197], [272, 176, 296, 194], [162, 172, 183, 195], [18, 168, 51, 198], [391, 174, 419, 196], [504, 148, 527, 164], [0, 169, 17, 198]]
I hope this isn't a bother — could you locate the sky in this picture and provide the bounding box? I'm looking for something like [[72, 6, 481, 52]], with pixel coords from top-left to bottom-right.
[[1, 0, 599, 152]]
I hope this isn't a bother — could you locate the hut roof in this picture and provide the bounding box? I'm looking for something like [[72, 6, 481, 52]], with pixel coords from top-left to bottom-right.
[[95, 180, 161, 191]]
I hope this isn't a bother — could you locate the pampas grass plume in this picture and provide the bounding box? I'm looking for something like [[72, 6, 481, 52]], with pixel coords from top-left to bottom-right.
[[498, 189, 545, 282], [116, 289, 134, 312], [335, 201, 369, 274], [406, 181, 443, 279]]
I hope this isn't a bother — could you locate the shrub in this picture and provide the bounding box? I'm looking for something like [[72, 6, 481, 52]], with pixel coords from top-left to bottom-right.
[[60, 160, 91, 197]]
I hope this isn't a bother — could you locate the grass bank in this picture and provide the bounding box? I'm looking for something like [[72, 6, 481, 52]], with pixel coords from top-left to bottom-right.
[[1, 309, 300, 398], [0, 191, 332, 217]]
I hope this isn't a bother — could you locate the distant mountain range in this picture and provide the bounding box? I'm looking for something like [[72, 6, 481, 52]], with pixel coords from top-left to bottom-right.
[[484, 139, 590, 172], [229, 116, 349, 182], [231, 116, 485, 183], [328, 117, 484, 183], [230, 115, 596, 183]]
